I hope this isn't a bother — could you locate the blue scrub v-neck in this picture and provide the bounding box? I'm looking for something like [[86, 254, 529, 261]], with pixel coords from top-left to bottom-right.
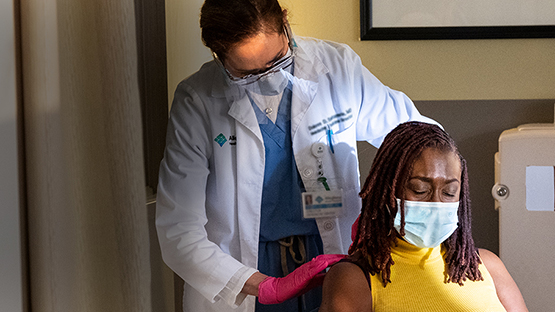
[[249, 86, 323, 312], [251, 87, 319, 242]]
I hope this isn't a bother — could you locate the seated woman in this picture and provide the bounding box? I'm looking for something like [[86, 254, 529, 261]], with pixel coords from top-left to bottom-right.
[[319, 122, 528, 312]]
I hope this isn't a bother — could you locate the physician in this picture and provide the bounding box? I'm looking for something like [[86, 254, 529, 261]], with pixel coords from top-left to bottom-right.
[[155, 0, 438, 311]]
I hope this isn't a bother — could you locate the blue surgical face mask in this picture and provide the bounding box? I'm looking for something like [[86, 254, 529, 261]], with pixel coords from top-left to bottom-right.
[[394, 198, 459, 248]]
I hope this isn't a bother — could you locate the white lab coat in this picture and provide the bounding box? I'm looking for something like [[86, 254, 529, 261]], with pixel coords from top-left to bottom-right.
[[156, 37, 436, 312]]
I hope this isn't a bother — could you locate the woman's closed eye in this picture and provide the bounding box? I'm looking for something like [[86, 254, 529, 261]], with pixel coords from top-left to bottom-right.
[[441, 184, 460, 199], [412, 190, 428, 195]]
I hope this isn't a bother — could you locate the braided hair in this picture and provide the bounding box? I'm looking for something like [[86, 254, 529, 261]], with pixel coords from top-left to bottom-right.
[[349, 121, 482, 287]]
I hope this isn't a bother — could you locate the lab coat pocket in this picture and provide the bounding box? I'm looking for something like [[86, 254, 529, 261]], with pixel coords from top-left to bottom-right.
[[314, 123, 359, 191], [315, 117, 355, 152]]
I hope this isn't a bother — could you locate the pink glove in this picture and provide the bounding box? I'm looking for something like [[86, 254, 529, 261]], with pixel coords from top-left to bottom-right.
[[258, 253, 346, 305]]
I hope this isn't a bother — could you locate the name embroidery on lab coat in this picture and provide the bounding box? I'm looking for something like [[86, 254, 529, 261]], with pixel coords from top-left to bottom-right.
[[308, 108, 353, 136], [214, 133, 237, 147]]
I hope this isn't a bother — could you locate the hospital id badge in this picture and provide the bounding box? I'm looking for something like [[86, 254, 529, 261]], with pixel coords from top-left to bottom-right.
[[302, 189, 343, 219]]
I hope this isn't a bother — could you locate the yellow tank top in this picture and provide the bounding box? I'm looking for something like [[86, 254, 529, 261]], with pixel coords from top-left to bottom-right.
[[370, 239, 506, 312]]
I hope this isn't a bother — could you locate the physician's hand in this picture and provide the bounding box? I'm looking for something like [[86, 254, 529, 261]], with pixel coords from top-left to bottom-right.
[[258, 254, 346, 305]]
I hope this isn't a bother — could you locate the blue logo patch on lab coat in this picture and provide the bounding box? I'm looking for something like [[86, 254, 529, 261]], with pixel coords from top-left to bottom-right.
[[214, 133, 227, 147]]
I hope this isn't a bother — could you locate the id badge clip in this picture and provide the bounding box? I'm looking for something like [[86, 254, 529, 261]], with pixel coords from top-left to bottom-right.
[[302, 142, 343, 218]]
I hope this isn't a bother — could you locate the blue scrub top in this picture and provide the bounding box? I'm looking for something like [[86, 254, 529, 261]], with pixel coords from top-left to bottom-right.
[[250, 85, 323, 312], [254, 88, 320, 242]]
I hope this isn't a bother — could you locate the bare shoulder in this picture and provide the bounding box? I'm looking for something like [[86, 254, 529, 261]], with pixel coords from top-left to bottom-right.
[[478, 248, 529, 312], [478, 248, 505, 270], [320, 261, 372, 312], [478, 248, 512, 286]]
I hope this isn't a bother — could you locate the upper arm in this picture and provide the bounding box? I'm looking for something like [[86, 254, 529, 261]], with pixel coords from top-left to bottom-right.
[[353, 65, 438, 147], [320, 262, 372, 312], [479, 248, 529, 312]]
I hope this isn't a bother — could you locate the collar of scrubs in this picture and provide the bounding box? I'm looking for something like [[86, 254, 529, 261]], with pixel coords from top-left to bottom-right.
[[210, 35, 329, 102]]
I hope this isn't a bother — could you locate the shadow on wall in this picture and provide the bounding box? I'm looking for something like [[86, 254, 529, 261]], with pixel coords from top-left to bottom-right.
[[357, 99, 554, 254], [415, 99, 554, 254]]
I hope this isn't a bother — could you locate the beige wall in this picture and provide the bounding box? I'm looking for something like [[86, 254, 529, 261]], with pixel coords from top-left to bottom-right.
[[165, 1, 555, 253], [165, 0, 211, 105], [164, 1, 554, 307], [167, 0, 555, 101], [280, 0, 555, 101]]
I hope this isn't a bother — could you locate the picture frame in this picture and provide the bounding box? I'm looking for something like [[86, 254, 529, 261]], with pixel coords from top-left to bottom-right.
[[360, 0, 555, 40]]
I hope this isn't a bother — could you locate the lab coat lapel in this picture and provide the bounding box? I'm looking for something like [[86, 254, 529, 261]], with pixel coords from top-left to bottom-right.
[[212, 63, 264, 143], [228, 95, 264, 269], [228, 96, 264, 143], [290, 42, 329, 139], [234, 115, 264, 268], [211, 65, 264, 268]]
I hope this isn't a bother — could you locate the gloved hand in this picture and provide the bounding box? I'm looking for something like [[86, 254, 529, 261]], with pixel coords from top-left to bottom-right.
[[258, 253, 346, 305]]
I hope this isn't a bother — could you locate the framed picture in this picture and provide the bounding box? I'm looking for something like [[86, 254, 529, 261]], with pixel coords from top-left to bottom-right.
[[361, 0, 555, 40]]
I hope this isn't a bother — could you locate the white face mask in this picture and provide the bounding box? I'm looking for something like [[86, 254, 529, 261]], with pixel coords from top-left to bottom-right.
[[231, 48, 293, 96], [394, 198, 459, 248], [242, 68, 290, 96]]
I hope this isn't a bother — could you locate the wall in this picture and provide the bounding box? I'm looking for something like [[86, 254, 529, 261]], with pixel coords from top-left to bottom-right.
[[0, 0, 24, 310], [279, 0, 555, 101], [165, 0, 211, 106], [278, 0, 555, 254], [164, 0, 555, 255], [164, 0, 555, 101]]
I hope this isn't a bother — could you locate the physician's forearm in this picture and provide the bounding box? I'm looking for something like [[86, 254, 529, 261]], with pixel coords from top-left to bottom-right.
[[241, 271, 268, 296]]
